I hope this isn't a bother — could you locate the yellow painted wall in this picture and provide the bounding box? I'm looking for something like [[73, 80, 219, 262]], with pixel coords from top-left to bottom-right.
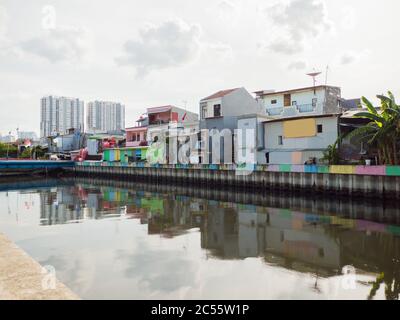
[[330, 165, 355, 175], [283, 118, 316, 138]]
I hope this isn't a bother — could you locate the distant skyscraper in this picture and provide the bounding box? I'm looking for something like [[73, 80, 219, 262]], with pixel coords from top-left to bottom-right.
[[40, 96, 84, 138], [86, 101, 125, 133]]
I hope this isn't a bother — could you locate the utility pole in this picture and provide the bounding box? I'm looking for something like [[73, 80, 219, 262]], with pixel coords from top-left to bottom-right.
[[325, 65, 329, 85], [6, 131, 11, 160]]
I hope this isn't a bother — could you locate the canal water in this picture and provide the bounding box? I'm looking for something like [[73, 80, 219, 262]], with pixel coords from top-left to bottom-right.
[[0, 178, 399, 300]]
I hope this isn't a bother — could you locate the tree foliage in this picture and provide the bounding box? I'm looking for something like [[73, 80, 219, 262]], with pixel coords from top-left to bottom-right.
[[346, 92, 400, 165]]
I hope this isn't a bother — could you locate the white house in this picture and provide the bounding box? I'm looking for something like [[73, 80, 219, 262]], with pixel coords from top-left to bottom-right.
[[255, 85, 341, 119], [199, 88, 263, 163], [263, 114, 340, 164], [237, 114, 271, 164], [255, 85, 342, 164]]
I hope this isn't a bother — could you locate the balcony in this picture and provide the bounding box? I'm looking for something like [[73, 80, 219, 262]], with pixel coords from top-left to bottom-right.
[[296, 104, 315, 113], [126, 141, 148, 148], [266, 107, 284, 116]]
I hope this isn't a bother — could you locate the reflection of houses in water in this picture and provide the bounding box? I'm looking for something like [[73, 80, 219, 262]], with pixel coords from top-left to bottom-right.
[[146, 195, 205, 238], [37, 180, 400, 298], [238, 205, 269, 258], [40, 188, 84, 225], [201, 205, 340, 270], [201, 204, 239, 259], [39, 186, 126, 225], [263, 208, 340, 272]]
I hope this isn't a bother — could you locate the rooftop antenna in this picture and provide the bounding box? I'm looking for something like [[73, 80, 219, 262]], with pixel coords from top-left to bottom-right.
[[307, 69, 322, 94], [325, 65, 329, 85]]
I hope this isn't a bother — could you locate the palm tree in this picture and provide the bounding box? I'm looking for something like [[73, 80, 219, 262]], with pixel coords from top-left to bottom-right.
[[346, 92, 400, 165]]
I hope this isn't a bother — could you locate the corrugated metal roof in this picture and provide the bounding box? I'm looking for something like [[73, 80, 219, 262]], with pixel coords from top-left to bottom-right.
[[147, 105, 173, 114], [255, 85, 339, 97]]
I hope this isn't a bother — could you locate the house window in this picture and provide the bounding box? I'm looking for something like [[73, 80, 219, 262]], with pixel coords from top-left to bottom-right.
[[213, 104, 221, 117], [271, 99, 277, 105], [312, 98, 318, 107], [201, 106, 207, 119], [317, 124, 323, 133], [278, 136, 283, 145], [284, 94, 291, 107]]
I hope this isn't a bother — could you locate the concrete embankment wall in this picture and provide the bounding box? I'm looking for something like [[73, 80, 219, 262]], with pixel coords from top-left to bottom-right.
[[0, 233, 79, 300], [70, 163, 400, 198]]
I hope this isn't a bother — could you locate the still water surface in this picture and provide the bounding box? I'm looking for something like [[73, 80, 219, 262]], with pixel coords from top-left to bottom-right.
[[0, 178, 400, 300]]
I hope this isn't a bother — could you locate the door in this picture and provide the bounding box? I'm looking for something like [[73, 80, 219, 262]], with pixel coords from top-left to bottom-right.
[[284, 94, 291, 107]]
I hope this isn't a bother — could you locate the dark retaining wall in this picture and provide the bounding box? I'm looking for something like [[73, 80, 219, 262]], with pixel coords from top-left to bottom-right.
[[68, 164, 400, 199]]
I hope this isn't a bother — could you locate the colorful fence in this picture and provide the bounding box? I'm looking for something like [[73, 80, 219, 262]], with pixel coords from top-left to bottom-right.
[[103, 147, 148, 163], [77, 161, 400, 177]]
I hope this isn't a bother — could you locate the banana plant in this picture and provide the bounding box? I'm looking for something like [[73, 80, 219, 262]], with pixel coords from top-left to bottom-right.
[[346, 92, 400, 165]]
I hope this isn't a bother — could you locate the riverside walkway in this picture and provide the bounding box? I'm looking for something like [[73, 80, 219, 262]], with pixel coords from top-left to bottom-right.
[[0, 160, 74, 176], [0, 233, 79, 300]]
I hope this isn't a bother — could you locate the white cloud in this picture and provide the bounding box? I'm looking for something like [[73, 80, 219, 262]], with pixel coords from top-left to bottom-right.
[[338, 50, 369, 66], [214, 0, 241, 26], [341, 6, 357, 30], [340, 52, 357, 65], [288, 60, 307, 70], [0, 5, 8, 41], [265, 0, 332, 55], [205, 42, 234, 61], [19, 26, 91, 63], [266, 38, 300, 55], [116, 19, 201, 77]]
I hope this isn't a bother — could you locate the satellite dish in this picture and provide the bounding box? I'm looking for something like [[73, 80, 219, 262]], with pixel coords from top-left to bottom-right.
[[307, 71, 322, 77], [306, 71, 322, 87]]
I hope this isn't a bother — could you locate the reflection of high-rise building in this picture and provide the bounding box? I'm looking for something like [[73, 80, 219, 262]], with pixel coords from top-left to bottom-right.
[[39, 186, 124, 225], [40, 96, 84, 138]]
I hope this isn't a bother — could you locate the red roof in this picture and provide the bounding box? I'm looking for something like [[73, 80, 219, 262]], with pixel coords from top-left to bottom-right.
[[201, 88, 239, 101]]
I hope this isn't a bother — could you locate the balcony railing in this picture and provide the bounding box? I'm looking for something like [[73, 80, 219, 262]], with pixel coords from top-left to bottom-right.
[[296, 104, 315, 113], [149, 119, 171, 126], [266, 107, 284, 116]]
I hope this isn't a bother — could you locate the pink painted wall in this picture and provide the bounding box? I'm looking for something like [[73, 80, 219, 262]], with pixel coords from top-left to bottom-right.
[[291, 165, 305, 173], [267, 165, 280, 172], [355, 166, 386, 176], [149, 111, 171, 124], [126, 128, 147, 147]]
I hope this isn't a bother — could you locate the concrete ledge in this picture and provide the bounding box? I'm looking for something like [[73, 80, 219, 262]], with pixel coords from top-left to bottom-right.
[[0, 233, 79, 300]]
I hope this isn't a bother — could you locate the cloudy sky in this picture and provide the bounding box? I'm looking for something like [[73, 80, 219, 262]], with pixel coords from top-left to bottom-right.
[[0, 0, 399, 135]]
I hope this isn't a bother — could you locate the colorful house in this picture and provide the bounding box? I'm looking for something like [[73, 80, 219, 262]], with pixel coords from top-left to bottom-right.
[[126, 116, 148, 148], [103, 146, 148, 163], [146, 105, 198, 144]]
